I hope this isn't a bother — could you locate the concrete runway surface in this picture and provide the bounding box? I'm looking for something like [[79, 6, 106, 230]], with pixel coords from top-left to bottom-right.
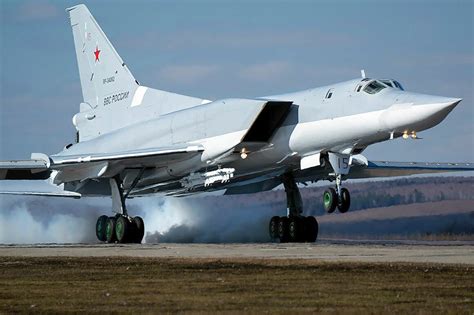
[[1, 239, 473, 265]]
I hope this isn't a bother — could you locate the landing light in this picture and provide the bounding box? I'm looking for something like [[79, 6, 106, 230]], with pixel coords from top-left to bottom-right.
[[411, 131, 417, 139], [402, 131, 409, 139], [240, 148, 248, 160]]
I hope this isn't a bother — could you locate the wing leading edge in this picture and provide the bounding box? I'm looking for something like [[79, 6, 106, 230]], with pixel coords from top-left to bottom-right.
[[0, 145, 203, 183], [225, 160, 474, 196], [348, 160, 473, 179]]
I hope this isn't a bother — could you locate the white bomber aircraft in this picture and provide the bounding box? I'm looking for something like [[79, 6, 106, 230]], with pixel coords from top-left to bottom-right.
[[1, 4, 472, 244]]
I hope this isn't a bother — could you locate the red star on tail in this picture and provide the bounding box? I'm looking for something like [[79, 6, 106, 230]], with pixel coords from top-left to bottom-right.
[[94, 46, 101, 62]]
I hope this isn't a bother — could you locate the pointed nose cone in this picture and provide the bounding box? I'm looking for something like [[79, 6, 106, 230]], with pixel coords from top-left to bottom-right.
[[413, 97, 462, 131], [420, 97, 461, 117], [429, 97, 462, 111], [381, 94, 462, 133], [446, 97, 462, 109]]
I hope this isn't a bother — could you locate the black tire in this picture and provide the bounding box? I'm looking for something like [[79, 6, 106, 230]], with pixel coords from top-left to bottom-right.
[[132, 216, 145, 244], [95, 215, 108, 242], [288, 217, 303, 242], [338, 188, 351, 213], [105, 217, 117, 243], [323, 188, 338, 213], [269, 216, 280, 240], [304, 216, 319, 243], [278, 217, 290, 243], [115, 216, 131, 243]]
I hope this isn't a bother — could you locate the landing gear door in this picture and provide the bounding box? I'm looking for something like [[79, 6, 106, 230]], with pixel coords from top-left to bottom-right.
[[328, 152, 350, 175]]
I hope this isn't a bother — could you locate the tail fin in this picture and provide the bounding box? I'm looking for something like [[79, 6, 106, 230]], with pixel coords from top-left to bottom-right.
[[67, 4, 138, 110]]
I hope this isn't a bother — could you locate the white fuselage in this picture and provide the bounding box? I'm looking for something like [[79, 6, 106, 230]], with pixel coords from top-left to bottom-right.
[[57, 78, 460, 196]]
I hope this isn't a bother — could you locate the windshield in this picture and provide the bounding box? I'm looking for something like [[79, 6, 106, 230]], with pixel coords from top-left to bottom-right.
[[363, 80, 386, 94], [380, 79, 393, 87], [394, 80, 404, 90]]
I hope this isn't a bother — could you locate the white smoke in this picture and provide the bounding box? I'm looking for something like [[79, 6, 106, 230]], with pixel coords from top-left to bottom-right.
[[1, 192, 469, 244], [0, 194, 285, 244], [0, 206, 93, 243], [139, 197, 281, 243], [0, 196, 102, 244]]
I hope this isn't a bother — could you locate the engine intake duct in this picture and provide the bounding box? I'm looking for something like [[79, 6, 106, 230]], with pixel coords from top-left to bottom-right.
[[242, 101, 293, 142]]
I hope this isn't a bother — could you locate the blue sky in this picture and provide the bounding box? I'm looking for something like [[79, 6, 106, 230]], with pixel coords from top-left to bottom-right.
[[1, 0, 473, 162]]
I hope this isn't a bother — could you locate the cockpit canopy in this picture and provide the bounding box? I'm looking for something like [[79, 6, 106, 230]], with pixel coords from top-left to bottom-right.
[[355, 78, 404, 95], [363, 80, 386, 94]]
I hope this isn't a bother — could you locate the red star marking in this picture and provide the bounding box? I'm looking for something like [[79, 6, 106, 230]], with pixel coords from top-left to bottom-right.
[[94, 46, 101, 62]]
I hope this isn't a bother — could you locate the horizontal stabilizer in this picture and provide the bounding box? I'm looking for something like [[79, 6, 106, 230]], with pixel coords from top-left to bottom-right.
[[0, 154, 51, 180], [0, 180, 81, 198]]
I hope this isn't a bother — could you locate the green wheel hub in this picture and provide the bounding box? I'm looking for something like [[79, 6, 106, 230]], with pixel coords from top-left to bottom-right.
[[95, 215, 108, 242], [105, 219, 114, 241], [116, 217, 125, 240], [323, 188, 337, 213], [323, 192, 332, 207]]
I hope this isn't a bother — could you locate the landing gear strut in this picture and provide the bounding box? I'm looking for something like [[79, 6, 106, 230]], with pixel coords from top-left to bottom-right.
[[269, 173, 319, 243], [323, 153, 351, 213], [95, 177, 145, 243]]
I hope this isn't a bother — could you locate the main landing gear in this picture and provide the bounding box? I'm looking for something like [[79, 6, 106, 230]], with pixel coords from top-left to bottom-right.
[[95, 177, 145, 244], [269, 173, 319, 243]]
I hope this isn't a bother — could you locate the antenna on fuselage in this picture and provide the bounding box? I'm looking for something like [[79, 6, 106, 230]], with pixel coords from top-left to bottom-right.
[[361, 69, 366, 79]]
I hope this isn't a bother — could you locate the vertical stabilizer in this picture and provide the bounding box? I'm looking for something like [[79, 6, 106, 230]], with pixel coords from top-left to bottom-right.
[[67, 4, 138, 110]]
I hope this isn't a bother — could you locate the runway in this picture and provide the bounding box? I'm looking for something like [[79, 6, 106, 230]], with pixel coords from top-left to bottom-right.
[[1, 239, 473, 265]]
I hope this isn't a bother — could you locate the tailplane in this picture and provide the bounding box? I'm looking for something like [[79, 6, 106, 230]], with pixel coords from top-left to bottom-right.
[[67, 4, 138, 110]]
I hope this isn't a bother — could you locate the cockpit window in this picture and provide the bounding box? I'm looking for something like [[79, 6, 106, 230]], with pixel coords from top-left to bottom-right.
[[325, 88, 334, 99], [380, 79, 404, 91], [381, 79, 393, 87], [394, 81, 404, 90], [363, 80, 386, 94]]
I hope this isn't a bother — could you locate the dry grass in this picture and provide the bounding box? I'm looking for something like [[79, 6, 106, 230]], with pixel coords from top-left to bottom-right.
[[0, 257, 473, 314]]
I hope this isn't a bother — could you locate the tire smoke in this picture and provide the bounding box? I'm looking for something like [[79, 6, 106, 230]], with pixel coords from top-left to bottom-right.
[[139, 197, 282, 243], [0, 194, 285, 244], [0, 196, 102, 244]]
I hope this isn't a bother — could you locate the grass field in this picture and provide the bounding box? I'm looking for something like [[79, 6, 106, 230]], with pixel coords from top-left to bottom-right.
[[0, 257, 473, 314]]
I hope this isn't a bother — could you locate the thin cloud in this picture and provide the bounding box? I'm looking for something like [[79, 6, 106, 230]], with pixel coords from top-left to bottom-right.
[[17, 1, 59, 21], [124, 29, 355, 51], [158, 64, 220, 84], [239, 61, 292, 82], [393, 52, 474, 69]]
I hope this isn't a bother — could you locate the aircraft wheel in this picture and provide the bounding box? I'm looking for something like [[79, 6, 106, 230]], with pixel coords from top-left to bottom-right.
[[289, 217, 303, 242], [116, 216, 131, 243], [95, 215, 108, 242], [132, 216, 145, 243], [304, 216, 318, 243], [337, 188, 351, 213], [323, 188, 338, 213], [278, 217, 290, 243], [105, 217, 117, 243], [269, 216, 280, 240]]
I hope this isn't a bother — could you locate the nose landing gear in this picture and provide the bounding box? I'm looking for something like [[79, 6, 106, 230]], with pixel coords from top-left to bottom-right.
[[323, 153, 352, 214], [323, 175, 351, 213]]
